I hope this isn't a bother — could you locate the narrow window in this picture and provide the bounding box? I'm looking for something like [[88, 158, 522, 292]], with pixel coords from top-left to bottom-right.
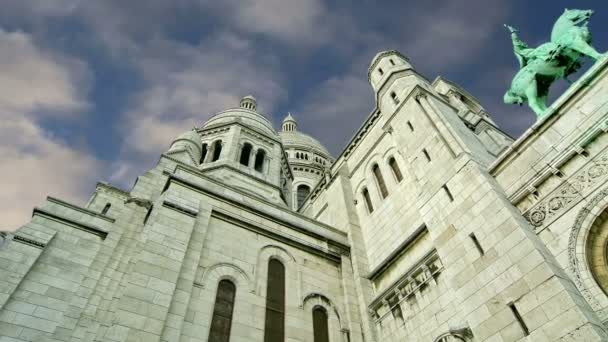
[[208, 279, 236, 342], [407, 121, 414, 131], [200, 144, 208, 164], [470, 233, 484, 256], [388, 157, 403, 182], [240, 143, 253, 166], [390, 91, 399, 104], [422, 148, 431, 162], [372, 164, 389, 198], [212, 140, 222, 162], [363, 188, 374, 213], [101, 203, 111, 215], [264, 259, 285, 342], [254, 149, 266, 172], [390, 58, 395, 66], [509, 303, 529, 336], [378, 67, 384, 75], [312, 307, 330, 342], [297, 184, 311, 208], [442, 184, 453, 202]]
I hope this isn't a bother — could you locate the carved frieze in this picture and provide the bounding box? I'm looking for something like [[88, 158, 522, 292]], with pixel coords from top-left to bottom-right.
[[523, 149, 608, 231]]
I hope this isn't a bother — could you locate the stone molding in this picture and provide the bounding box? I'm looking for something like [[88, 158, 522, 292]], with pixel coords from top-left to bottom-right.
[[196, 262, 254, 293], [254, 244, 303, 305], [523, 146, 608, 231], [568, 187, 608, 321], [32, 207, 109, 240], [369, 249, 443, 320]]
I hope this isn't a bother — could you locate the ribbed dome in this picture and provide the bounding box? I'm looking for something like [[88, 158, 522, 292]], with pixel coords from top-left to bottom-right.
[[280, 131, 331, 157], [204, 108, 277, 136]]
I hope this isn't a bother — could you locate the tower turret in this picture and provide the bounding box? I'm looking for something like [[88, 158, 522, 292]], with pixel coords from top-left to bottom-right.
[[367, 50, 431, 113], [239, 95, 257, 111], [282, 112, 298, 132]]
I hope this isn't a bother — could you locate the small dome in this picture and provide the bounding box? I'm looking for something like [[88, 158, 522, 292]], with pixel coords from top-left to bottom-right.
[[283, 112, 296, 123], [280, 131, 331, 157], [173, 130, 201, 145], [282, 112, 298, 132], [204, 108, 277, 136], [239, 95, 257, 111]]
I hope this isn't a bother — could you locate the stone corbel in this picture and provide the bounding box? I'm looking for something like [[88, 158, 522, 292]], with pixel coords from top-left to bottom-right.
[[124, 197, 153, 210]]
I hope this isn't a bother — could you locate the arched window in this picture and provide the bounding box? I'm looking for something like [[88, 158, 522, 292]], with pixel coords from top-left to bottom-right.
[[264, 259, 285, 342], [378, 67, 384, 75], [390, 58, 395, 66], [212, 140, 222, 162], [101, 203, 111, 215], [254, 149, 266, 172], [312, 307, 330, 342], [208, 279, 236, 342], [240, 143, 253, 166], [200, 143, 208, 164], [373, 164, 388, 198], [297, 184, 311, 208], [388, 157, 403, 182], [363, 188, 373, 213]]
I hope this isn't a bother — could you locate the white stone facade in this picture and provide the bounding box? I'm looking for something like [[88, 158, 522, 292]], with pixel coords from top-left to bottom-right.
[[1, 50, 608, 342]]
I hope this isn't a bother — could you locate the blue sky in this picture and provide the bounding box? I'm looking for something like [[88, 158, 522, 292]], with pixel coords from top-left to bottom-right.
[[1, 0, 607, 229]]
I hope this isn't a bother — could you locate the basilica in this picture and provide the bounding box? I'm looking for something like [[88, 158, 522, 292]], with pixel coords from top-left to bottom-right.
[[1, 50, 608, 341]]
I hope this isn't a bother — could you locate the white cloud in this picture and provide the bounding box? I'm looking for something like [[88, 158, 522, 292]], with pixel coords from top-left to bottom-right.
[[295, 74, 373, 155], [0, 29, 97, 231], [109, 33, 287, 184]]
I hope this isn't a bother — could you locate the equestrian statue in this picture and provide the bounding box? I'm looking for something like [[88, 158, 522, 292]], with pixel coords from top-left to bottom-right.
[[504, 9, 605, 118]]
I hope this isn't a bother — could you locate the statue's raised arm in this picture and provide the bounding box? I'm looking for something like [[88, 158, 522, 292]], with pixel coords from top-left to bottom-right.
[[505, 24, 532, 68]]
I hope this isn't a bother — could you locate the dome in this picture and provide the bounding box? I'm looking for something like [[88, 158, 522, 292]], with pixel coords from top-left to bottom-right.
[[204, 108, 277, 136], [280, 131, 331, 157], [173, 130, 201, 145], [283, 112, 296, 123]]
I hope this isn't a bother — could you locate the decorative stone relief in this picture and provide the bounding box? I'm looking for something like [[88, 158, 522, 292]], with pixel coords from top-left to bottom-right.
[[523, 149, 608, 230], [567, 188, 608, 321], [369, 250, 443, 325]]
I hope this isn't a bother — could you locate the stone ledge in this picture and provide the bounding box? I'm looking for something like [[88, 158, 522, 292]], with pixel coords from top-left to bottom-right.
[[32, 208, 109, 240]]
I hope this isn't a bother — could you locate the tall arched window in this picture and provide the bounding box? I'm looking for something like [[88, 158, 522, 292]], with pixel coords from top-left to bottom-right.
[[254, 149, 266, 172], [212, 140, 222, 162], [313, 307, 330, 342], [362, 188, 374, 213], [264, 259, 285, 342], [208, 279, 236, 342], [240, 143, 253, 166], [200, 143, 208, 164], [101, 203, 111, 215], [388, 157, 403, 182], [373, 164, 388, 198], [297, 184, 311, 208]]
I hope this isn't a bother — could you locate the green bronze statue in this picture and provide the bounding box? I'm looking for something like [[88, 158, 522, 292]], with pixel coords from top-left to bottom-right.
[[504, 9, 605, 118]]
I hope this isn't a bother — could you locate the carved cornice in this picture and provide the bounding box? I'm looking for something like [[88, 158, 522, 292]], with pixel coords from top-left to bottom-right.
[[523, 147, 608, 231]]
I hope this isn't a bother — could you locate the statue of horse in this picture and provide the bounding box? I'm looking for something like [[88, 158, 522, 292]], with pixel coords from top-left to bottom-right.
[[504, 9, 604, 117]]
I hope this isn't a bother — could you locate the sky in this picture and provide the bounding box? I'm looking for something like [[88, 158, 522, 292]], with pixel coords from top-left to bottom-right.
[[1, 0, 608, 230]]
